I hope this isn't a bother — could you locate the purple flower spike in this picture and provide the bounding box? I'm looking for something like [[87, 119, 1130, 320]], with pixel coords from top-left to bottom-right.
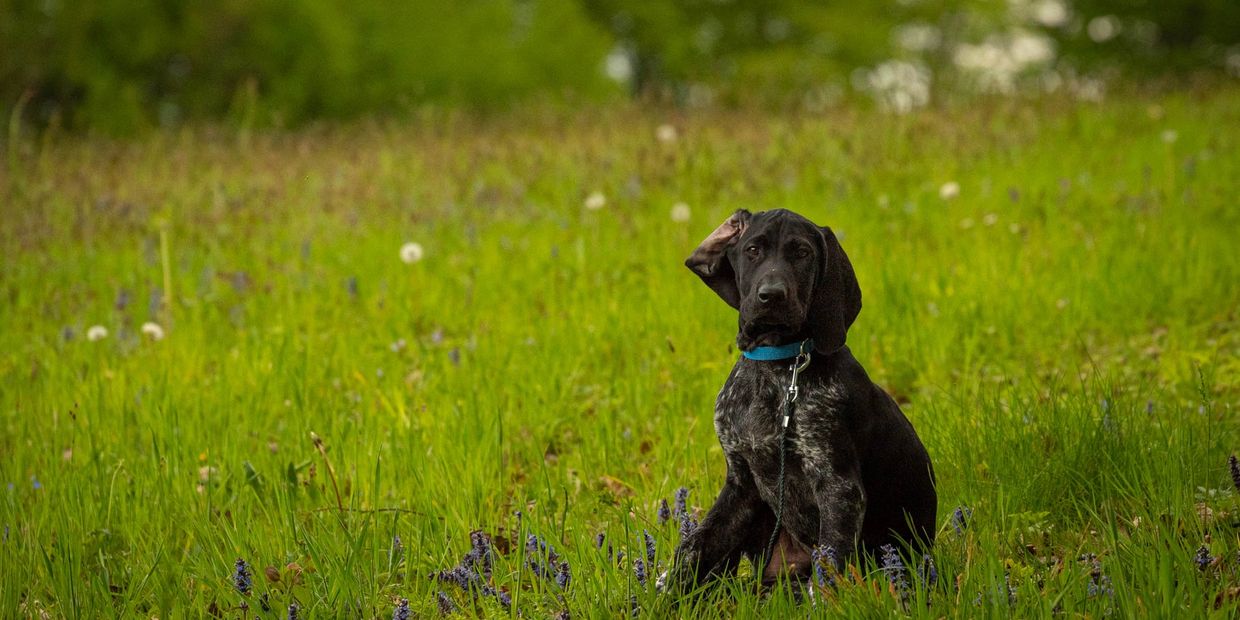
[[233, 558, 253, 595], [393, 598, 410, 620], [1194, 545, 1214, 571], [287, 603, 299, 620], [951, 506, 972, 535], [643, 530, 656, 564], [634, 558, 648, 585], [1229, 454, 1240, 492], [811, 545, 837, 588], [436, 591, 458, 614], [555, 560, 572, 589], [879, 544, 909, 592], [657, 499, 671, 524], [673, 487, 689, 519]]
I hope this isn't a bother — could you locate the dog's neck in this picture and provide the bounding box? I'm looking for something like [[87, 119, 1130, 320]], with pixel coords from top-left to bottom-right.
[[741, 338, 814, 362]]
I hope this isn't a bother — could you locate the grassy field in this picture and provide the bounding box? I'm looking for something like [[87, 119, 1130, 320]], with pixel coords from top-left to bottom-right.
[[2, 89, 1239, 618]]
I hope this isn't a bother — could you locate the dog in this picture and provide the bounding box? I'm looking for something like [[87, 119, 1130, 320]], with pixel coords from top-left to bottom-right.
[[667, 208, 936, 589]]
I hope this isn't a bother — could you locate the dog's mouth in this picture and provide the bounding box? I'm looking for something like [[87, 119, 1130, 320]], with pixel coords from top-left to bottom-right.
[[737, 318, 802, 351]]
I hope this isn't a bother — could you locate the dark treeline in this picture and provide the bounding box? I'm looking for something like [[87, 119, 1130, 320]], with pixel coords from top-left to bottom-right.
[[2, 0, 1236, 132]]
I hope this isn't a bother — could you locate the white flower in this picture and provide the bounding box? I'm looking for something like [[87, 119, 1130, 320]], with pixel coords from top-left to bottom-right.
[[939, 182, 961, 200], [86, 325, 108, 341], [1087, 16, 1121, 43], [584, 191, 607, 211], [982, 213, 999, 226], [855, 60, 931, 114], [1032, 0, 1069, 28], [399, 242, 424, 264], [604, 47, 633, 84], [670, 202, 691, 223], [140, 322, 165, 340], [1160, 130, 1178, 144], [656, 124, 678, 143]]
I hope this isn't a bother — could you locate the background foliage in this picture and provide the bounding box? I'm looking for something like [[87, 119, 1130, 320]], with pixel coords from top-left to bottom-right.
[[2, 0, 1239, 132]]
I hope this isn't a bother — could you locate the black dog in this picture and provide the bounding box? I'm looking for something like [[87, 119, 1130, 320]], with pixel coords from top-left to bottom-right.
[[668, 208, 936, 588]]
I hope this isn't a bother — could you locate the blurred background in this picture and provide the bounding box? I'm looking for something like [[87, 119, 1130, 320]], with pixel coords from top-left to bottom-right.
[[2, 0, 1238, 133]]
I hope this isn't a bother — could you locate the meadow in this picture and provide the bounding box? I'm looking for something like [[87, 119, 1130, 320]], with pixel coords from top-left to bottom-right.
[[2, 88, 1239, 618]]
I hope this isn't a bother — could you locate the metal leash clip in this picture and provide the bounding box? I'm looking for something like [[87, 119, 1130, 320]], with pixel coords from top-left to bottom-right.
[[782, 348, 812, 426]]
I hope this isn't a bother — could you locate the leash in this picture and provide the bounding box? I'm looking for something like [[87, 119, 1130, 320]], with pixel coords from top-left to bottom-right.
[[761, 341, 813, 569]]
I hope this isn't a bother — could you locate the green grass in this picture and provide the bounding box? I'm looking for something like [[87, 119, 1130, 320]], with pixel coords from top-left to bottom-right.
[[2, 90, 1239, 618]]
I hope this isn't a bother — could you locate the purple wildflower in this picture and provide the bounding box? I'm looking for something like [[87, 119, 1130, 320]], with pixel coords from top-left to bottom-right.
[[879, 544, 909, 592], [951, 506, 972, 535], [553, 610, 571, 620], [287, 603, 299, 620], [434, 566, 478, 591], [436, 591, 457, 614], [555, 560, 572, 589], [391, 535, 403, 563], [679, 515, 699, 539], [657, 499, 671, 524], [594, 532, 606, 549], [464, 530, 493, 578], [673, 487, 689, 518], [634, 558, 648, 585], [1083, 556, 1114, 598], [919, 554, 938, 587], [233, 558, 252, 595], [491, 588, 512, 609], [643, 530, 656, 564], [811, 545, 838, 588], [1194, 545, 1214, 571], [393, 598, 410, 620], [1229, 454, 1240, 492]]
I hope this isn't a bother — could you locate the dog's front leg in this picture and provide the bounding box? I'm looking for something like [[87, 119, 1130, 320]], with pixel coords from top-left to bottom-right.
[[665, 455, 766, 591], [803, 446, 866, 559]]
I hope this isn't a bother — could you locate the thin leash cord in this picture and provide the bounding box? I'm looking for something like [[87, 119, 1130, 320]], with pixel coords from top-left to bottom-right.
[[763, 395, 794, 563]]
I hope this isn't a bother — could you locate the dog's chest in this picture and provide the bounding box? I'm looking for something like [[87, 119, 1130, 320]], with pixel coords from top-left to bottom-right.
[[714, 365, 796, 454]]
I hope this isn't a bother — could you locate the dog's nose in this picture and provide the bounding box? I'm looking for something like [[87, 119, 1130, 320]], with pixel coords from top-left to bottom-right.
[[756, 283, 787, 304]]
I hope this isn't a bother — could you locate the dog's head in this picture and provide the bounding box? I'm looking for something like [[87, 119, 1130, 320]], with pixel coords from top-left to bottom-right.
[[685, 209, 861, 354]]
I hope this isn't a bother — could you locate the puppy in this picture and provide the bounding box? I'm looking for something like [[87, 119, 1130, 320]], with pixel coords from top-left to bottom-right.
[[668, 208, 936, 588]]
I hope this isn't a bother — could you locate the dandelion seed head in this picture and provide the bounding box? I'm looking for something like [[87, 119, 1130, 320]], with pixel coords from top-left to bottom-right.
[[584, 191, 607, 211], [939, 181, 961, 200], [656, 124, 678, 143], [86, 325, 109, 341], [141, 322, 165, 340], [670, 202, 691, 223], [399, 242, 425, 264], [1161, 130, 1179, 144]]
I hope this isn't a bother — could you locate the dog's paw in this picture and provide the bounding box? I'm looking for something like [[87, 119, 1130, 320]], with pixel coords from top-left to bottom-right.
[[654, 569, 670, 593]]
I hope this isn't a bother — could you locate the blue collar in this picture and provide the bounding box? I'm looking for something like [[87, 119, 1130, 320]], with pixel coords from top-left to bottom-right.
[[741, 338, 814, 361]]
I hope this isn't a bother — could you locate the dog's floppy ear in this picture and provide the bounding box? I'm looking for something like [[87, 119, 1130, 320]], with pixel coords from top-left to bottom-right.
[[685, 210, 751, 309], [809, 226, 861, 353]]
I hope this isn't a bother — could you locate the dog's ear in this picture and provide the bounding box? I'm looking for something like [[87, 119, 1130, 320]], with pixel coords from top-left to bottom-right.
[[809, 226, 861, 353], [685, 210, 751, 309]]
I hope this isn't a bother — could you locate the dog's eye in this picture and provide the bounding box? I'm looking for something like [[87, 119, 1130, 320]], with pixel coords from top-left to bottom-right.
[[744, 245, 760, 257], [795, 247, 811, 260]]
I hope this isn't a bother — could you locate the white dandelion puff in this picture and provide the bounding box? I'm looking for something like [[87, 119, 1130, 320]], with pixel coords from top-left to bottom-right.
[[1087, 16, 1121, 43], [140, 322, 165, 340], [656, 124, 678, 143], [86, 325, 108, 341], [584, 191, 607, 211], [982, 213, 999, 227], [1160, 130, 1178, 144], [670, 202, 691, 223], [939, 182, 961, 200], [399, 242, 424, 264]]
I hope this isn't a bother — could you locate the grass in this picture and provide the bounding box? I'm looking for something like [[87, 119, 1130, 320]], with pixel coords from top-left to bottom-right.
[[2, 89, 1239, 618]]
